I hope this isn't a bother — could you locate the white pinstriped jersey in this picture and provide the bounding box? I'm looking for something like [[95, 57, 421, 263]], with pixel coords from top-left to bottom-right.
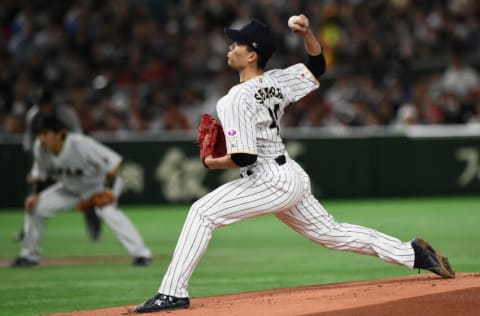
[[217, 63, 319, 160], [31, 134, 122, 199]]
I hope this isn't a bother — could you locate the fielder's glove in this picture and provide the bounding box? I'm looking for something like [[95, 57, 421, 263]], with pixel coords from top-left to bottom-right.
[[196, 113, 227, 167], [77, 191, 115, 211]]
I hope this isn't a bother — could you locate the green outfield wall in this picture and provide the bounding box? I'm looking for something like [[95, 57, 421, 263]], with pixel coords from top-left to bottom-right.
[[1, 134, 479, 208]]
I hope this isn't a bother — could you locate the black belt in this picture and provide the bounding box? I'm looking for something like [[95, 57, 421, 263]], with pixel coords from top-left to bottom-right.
[[275, 155, 286, 166], [244, 155, 286, 177]]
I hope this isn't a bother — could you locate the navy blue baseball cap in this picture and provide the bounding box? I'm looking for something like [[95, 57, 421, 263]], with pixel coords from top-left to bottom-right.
[[225, 20, 276, 58], [37, 114, 66, 133], [37, 87, 53, 103]]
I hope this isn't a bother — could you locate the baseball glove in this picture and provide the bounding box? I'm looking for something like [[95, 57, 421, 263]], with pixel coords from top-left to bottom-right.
[[77, 191, 115, 211], [196, 113, 227, 165]]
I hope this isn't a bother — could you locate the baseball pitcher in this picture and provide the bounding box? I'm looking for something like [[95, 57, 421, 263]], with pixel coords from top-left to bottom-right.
[[135, 15, 454, 313]]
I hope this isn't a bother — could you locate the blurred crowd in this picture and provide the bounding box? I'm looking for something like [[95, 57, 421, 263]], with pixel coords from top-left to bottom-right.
[[1, 0, 480, 136]]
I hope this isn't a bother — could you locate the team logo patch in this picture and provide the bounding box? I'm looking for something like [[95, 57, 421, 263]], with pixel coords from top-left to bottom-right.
[[227, 128, 237, 137]]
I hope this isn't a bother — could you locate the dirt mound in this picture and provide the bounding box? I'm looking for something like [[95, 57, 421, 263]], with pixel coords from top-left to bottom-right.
[[48, 273, 480, 316]]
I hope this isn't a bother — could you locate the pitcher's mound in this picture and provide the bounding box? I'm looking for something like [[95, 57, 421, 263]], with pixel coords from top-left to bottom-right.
[[50, 273, 480, 316]]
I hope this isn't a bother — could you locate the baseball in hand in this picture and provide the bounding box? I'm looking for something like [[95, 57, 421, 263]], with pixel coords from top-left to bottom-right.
[[288, 15, 302, 28]]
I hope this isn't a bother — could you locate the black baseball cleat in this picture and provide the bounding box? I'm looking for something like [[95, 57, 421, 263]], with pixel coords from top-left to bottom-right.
[[134, 293, 189, 313], [10, 257, 39, 268], [411, 237, 455, 278], [132, 257, 153, 267]]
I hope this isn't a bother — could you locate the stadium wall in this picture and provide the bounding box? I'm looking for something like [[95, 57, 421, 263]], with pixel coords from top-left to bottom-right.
[[1, 127, 480, 209]]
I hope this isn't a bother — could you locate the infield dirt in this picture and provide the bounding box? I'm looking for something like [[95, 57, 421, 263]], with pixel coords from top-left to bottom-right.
[[49, 272, 480, 316]]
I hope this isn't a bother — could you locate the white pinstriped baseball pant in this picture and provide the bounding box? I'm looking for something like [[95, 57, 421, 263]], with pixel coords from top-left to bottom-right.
[[159, 158, 415, 297], [20, 179, 151, 261]]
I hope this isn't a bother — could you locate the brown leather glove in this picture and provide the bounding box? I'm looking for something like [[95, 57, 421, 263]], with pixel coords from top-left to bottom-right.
[[77, 191, 115, 211]]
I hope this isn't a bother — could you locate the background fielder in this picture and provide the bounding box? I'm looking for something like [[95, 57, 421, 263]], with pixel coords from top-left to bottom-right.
[[135, 15, 454, 313], [16, 86, 103, 243], [11, 114, 152, 267]]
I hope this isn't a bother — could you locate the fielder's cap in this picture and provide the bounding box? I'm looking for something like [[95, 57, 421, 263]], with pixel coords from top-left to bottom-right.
[[37, 113, 66, 133], [34, 87, 54, 104], [225, 20, 276, 58]]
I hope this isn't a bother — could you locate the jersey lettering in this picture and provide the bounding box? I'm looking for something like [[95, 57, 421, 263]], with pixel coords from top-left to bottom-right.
[[50, 167, 84, 177], [254, 87, 283, 105]]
